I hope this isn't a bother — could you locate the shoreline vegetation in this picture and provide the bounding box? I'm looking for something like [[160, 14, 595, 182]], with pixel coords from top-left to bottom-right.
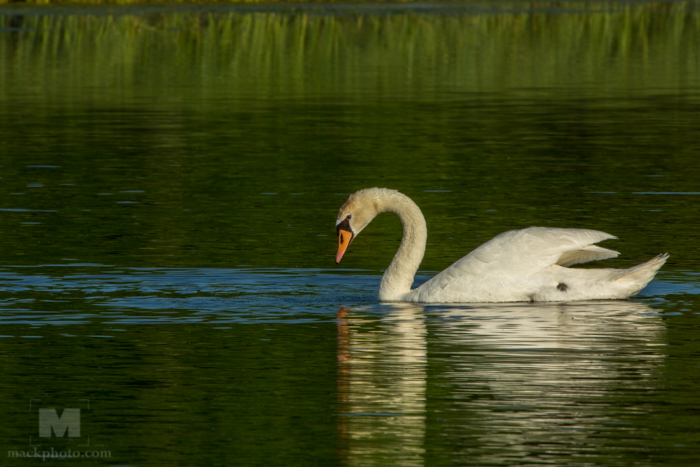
[[2, 1, 698, 105]]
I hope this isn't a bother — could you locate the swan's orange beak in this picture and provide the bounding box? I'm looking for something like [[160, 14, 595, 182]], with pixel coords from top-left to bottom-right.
[[336, 229, 353, 264]]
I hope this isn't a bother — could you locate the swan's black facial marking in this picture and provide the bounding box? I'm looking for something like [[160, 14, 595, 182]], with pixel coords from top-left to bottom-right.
[[557, 283, 568, 292], [336, 217, 354, 238], [336, 217, 352, 234]]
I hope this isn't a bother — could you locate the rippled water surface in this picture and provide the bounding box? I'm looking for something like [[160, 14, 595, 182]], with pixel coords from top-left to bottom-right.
[[1, 1, 700, 465]]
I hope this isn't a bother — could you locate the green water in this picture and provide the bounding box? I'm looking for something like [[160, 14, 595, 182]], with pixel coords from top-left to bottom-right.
[[1, 1, 700, 465]]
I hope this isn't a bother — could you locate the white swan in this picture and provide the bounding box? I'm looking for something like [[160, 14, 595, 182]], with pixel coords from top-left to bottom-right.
[[335, 188, 668, 303]]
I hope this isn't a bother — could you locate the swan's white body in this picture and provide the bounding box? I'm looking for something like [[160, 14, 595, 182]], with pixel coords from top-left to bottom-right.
[[335, 188, 668, 303]]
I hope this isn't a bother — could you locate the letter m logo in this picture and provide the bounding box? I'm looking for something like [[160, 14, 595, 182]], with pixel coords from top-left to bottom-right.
[[39, 408, 81, 437]]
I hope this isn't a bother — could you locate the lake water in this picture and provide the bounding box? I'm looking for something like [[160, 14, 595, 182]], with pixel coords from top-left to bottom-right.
[[1, 1, 700, 465]]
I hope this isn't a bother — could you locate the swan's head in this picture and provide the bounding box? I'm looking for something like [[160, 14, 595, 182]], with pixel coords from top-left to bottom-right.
[[335, 188, 393, 264]]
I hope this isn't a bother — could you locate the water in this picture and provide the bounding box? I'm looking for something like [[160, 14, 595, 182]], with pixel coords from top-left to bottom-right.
[[1, 1, 700, 465]]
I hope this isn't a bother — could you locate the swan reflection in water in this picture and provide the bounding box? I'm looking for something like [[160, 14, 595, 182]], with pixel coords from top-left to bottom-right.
[[336, 300, 665, 466]]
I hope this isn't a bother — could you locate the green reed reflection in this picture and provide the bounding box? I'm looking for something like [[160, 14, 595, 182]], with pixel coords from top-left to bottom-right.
[[2, 2, 699, 104]]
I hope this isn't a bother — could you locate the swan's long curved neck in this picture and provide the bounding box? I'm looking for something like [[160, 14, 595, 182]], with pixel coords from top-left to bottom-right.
[[377, 192, 427, 301]]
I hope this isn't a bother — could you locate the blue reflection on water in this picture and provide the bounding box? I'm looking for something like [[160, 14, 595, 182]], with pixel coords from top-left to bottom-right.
[[0, 266, 696, 327]]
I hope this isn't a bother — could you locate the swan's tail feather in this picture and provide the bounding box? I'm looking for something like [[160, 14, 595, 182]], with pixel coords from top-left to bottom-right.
[[613, 253, 669, 284]]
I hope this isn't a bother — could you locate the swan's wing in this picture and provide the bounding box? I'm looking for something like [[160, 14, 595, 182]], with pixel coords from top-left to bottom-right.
[[410, 227, 621, 302], [556, 245, 620, 267], [442, 227, 619, 278]]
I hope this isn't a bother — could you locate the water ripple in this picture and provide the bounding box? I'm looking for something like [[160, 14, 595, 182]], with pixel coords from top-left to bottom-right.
[[0, 266, 694, 326]]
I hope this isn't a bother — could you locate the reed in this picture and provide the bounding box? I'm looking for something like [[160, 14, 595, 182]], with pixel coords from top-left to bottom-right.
[[2, 2, 698, 108]]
